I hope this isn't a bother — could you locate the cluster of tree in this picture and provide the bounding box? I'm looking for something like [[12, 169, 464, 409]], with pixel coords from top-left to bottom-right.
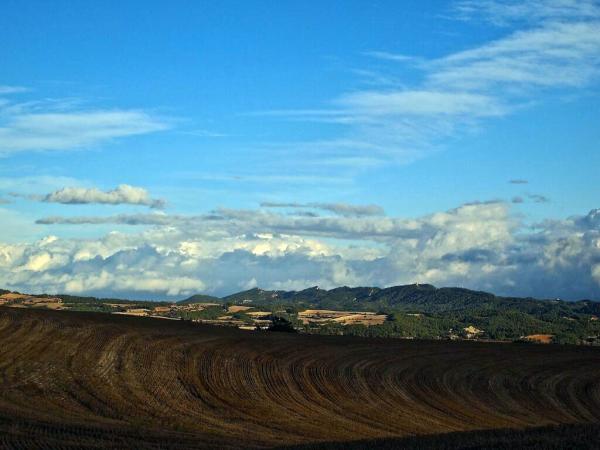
[[299, 309, 600, 344], [177, 305, 225, 321], [268, 316, 297, 332]]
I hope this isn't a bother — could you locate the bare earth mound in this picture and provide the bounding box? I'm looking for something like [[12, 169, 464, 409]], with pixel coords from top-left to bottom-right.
[[1, 307, 599, 449]]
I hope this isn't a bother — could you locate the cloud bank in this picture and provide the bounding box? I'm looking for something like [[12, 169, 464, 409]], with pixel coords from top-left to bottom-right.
[[2, 201, 599, 300]]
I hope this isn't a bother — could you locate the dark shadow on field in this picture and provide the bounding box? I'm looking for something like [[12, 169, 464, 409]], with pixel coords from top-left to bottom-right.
[[278, 423, 600, 450], [0, 414, 222, 450], [2, 418, 600, 449]]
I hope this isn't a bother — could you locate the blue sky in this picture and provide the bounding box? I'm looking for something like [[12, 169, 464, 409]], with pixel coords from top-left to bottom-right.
[[1, 0, 600, 299]]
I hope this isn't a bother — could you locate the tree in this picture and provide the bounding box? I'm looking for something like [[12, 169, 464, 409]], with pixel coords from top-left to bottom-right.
[[268, 316, 297, 333]]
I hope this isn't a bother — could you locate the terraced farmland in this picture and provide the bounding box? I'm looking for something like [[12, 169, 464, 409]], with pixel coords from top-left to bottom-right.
[[1, 307, 599, 449]]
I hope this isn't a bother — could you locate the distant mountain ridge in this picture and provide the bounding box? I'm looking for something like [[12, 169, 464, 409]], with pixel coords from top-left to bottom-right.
[[186, 284, 600, 343], [3, 284, 598, 315], [182, 284, 600, 315]]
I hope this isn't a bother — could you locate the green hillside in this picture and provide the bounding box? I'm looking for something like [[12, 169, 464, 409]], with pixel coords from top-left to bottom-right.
[[183, 284, 600, 344], [4, 284, 600, 344], [199, 283, 600, 316], [177, 294, 221, 304]]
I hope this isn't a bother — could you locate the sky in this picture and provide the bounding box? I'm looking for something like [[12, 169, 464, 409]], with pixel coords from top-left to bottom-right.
[[1, 0, 600, 300]]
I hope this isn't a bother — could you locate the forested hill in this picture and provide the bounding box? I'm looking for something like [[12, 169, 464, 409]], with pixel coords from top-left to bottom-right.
[[4, 283, 599, 316], [177, 294, 221, 304], [187, 284, 600, 316], [3, 284, 600, 343]]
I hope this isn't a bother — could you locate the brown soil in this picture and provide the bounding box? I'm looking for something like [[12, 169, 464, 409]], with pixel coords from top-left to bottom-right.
[[1, 307, 599, 449]]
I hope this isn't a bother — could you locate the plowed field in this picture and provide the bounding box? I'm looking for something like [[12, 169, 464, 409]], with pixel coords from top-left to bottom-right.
[[1, 307, 599, 449]]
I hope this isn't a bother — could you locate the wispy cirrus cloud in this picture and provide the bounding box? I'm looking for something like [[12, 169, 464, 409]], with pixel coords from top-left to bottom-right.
[[335, 90, 505, 117], [0, 92, 170, 155], [361, 51, 424, 64], [180, 172, 352, 185], [257, 0, 600, 169], [0, 110, 168, 154], [452, 0, 600, 25], [429, 21, 600, 90], [0, 85, 29, 95]]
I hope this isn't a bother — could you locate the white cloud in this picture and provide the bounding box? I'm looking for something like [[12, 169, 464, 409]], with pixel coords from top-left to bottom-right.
[[453, 0, 600, 25], [3, 201, 600, 300], [336, 90, 505, 117], [0, 91, 169, 154], [362, 51, 421, 63], [431, 22, 600, 90], [257, 1, 600, 169], [42, 184, 165, 209], [0, 110, 168, 154]]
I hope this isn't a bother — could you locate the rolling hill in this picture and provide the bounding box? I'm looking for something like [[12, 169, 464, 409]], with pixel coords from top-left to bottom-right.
[[1, 306, 599, 448], [3, 283, 600, 344], [215, 284, 600, 315]]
